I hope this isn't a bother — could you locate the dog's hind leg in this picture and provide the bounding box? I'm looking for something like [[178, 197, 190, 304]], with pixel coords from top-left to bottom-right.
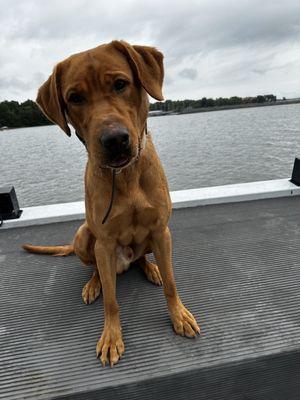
[[138, 255, 162, 286], [73, 222, 96, 265], [73, 223, 102, 304]]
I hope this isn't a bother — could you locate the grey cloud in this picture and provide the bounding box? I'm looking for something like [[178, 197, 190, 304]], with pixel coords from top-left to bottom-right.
[[252, 60, 298, 76], [150, 1, 300, 61], [163, 75, 174, 87], [3, 0, 300, 50], [0, 0, 147, 41], [179, 68, 198, 80], [0, 72, 47, 100], [0, 76, 31, 91], [32, 72, 46, 86], [0, 0, 300, 101], [252, 68, 267, 75]]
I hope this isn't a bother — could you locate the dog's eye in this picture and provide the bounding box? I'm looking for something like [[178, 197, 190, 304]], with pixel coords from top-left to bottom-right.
[[68, 93, 85, 104], [113, 79, 128, 93]]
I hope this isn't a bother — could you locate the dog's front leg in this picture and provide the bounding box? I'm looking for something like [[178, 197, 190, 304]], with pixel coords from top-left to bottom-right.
[[94, 240, 124, 367], [152, 227, 200, 337]]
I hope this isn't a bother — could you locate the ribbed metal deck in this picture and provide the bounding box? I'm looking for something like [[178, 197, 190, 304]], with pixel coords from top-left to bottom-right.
[[1, 197, 300, 399]]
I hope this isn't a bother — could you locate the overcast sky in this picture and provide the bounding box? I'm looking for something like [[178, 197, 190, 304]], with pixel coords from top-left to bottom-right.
[[1, 0, 300, 102]]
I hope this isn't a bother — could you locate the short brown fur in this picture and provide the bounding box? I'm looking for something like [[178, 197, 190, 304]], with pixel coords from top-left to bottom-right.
[[23, 41, 200, 366]]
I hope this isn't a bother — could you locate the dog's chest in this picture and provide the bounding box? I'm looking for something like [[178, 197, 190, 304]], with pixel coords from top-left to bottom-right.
[[115, 207, 153, 274], [118, 205, 156, 242], [103, 185, 169, 264]]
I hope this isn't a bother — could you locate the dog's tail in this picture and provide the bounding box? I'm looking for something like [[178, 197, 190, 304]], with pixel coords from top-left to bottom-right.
[[22, 243, 74, 257]]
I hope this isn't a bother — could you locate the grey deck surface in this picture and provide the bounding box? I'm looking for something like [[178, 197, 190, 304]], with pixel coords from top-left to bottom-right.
[[1, 197, 300, 400]]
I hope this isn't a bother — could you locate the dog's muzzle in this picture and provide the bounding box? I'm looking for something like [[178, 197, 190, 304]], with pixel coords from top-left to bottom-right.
[[100, 124, 132, 168]]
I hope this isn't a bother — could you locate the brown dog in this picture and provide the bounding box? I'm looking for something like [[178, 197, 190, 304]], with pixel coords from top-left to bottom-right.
[[23, 40, 200, 366]]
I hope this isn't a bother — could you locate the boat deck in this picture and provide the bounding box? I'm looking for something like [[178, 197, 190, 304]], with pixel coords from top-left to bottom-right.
[[1, 196, 300, 399]]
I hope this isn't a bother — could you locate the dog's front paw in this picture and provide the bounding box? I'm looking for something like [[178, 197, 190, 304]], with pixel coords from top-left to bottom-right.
[[82, 271, 101, 304], [170, 303, 200, 338], [96, 325, 125, 367]]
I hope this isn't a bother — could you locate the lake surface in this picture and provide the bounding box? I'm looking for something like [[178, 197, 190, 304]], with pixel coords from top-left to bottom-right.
[[1, 103, 299, 207]]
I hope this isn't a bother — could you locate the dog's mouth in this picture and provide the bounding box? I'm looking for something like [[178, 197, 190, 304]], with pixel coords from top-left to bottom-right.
[[107, 155, 131, 169]]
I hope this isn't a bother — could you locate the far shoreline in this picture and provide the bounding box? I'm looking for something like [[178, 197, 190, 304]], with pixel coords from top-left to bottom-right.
[[149, 98, 300, 117], [1, 99, 299, 130]]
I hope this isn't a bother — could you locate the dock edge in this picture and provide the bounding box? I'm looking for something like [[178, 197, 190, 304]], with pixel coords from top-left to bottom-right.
[[1, 178, 300, 229]]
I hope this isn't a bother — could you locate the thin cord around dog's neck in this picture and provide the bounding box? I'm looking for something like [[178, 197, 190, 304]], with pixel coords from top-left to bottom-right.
[[75, 122, 148, 225], [101, 122, 148, 224], [102, 168, 116, 224]]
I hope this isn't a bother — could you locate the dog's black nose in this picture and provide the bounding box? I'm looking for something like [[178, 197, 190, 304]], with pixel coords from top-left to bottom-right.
[[100, 128, 130, 153]]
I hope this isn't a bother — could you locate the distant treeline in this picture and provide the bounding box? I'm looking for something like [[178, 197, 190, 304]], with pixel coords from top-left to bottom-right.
[[0, 100, 50, 128], [0, 94, 277, 128], [149, 94, 277, 112]]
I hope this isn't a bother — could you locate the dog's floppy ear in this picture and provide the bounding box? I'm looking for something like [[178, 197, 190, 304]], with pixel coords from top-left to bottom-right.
[[112, 40, 164, 101], [36, 63, 71, 136]]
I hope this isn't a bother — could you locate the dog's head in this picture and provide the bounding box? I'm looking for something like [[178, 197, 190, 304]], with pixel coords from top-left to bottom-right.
[[36, 41, 164, 169]]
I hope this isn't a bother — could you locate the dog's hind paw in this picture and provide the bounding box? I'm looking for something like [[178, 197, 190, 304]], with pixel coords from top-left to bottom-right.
[[82, 271, 101, 304], [140, 258, 163, 286]]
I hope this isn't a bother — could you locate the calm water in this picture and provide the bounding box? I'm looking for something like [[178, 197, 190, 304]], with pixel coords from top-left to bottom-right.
[[1, 103, 300, 207]]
